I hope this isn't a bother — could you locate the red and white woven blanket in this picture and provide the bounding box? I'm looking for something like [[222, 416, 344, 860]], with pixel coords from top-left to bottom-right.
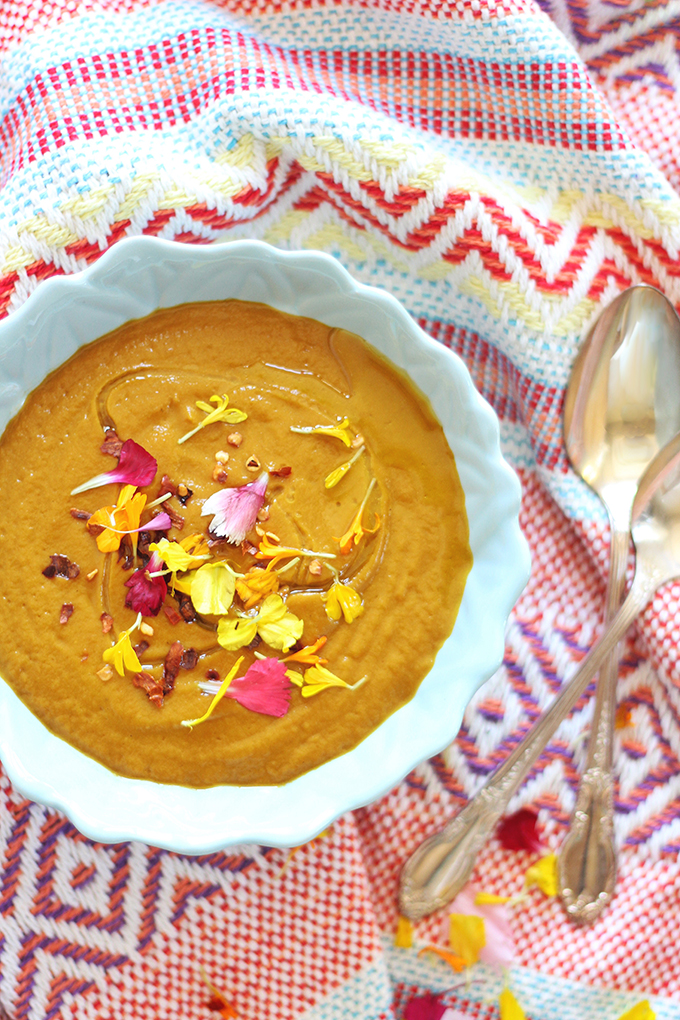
[[0, 0, 679, 1016]]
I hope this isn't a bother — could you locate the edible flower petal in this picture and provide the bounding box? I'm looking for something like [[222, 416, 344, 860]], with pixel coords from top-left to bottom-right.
[[300, 663, 351, 697], [71, 439, 157, 495], [202, 471, 268, 544], [499, 988, 525, 1020], [324, 445, 365, 489], [88, 485, 147, 553], [223, 658, 292, 717], [149, 537, 211, 573], [181, 657, 244, 729], [337, 478, 380, 555], [448, 913, 485, 967], [124, 551, 167, 616], [103, 613, 142, 676], [524, 853, 558, 897], [216, 616, 259, 651], [178, 394, 247, 445], [282, 636, 328, 665], [179, 533, 211, 558], [187, 562, 237, 615], [255, 533, 336, 570], [290, 417, 352, 447], [236, 567, 280, 609], [255, 594, 304, 652], [322, 581, 364, 623]]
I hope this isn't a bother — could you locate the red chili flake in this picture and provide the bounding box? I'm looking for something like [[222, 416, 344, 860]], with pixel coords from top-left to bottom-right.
[[205, 668, 220, 681], [180, 648, 198, 670], [162, 640, 183, 694], [240, 540, 258, 557], [163, 605, 183, 626], [70, 508, 92, 521], [100, 612, 114, 634], [133, 640, 150, 658], [100, 429, 124, 457], [59, 603, 74, 625], [270, 465, 292, 477], [496, 808, 542, 853], [165, 503, 185, 530], [131, 671, 165, 708], [158, 473, 178, 498]]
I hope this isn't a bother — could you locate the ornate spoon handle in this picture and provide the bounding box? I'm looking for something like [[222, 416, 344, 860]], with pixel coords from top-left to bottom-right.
[[399, 570, 653, 921]]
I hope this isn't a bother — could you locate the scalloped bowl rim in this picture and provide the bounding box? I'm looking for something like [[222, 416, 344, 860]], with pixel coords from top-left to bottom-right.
[[0, 238, 530, 852]]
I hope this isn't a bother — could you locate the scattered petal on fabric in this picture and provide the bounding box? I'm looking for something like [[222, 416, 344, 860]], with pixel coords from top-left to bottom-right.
[[448, 913, 485, 967], [178, 393, 247, 444], [181, 657, 244, 729], [187, 561, 237, 615], [124, 551, 167, 616], [499, 988, 525, 1020], [617, 1003, 656, 1020], [450, 886, 515, 969], [71, 438, 157, 494], [201, 967, 239, 1019], [202, 471, 268, 543], [394, 915, 413, 948], [403, 992, 447, 1020], [496, 808, 542, 853], [525, 854, 559, 897], [223, 658, 292, 717], [417, 945, 467, 973], [322, 581, 364, 623], [290, 417, 353, 446], [615, 705, 634, 730], [102, 613, 142, 676]]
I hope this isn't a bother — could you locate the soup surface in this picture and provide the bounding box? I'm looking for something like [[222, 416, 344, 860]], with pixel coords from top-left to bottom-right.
[[0, 301, 471, 786]]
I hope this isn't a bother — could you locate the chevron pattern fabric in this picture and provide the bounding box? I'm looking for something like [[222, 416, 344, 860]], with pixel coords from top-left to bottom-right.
[[1, 0, 680, 1017]]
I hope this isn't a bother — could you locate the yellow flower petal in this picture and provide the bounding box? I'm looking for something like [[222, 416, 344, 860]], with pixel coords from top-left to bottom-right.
[[324, 444, 365, 488], [149, 537, 211, 572], [88, 486, 147, 553], [617, 1003, 656, 1020], [181, 657, 244, 729], [300, 664, 351, 696], [102, 614, 142, 676], [394, 916, 413, 949], [256, 594, 304, 652], [178, 394, 247, 444], [216, 616, 258, 651], [449, 914, 485, 967], [236, 567, 280, 609], [189, 561, 236, 615], [525, 854, 559, 897], [291, 417, 352, 446], [474, 892, 513, 905], [322, 581, 364, 623], [499, 988, 525, 1020]]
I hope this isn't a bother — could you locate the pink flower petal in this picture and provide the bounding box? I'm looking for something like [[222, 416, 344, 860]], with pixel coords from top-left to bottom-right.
[[71, 439, 157, 495], [103, 512, 172, 536], [124, 551, 167, 616], [404, 993, 447, 1020], [224, 657, 291, 717], [496, 809, 542, 853], [449, 885, 515, 970], [202, 471, 268, 544]]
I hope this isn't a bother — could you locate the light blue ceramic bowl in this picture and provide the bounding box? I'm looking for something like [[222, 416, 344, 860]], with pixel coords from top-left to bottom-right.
[[0, 237, 530, 851]]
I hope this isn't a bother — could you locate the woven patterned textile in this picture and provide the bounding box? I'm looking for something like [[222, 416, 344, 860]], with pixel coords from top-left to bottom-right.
[[1, 0, 680, 1016]]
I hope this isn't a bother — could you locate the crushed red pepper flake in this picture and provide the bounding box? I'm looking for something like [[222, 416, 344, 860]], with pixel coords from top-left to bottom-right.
[[70, 508, 92, 521], [59, 603, 74, 625], [133, 640, 150, 658], [270, 465, 292, 477], [163, 605, 183, 626], [100, 612, 114, 634], [162, 640, 183, 694], [131, 671, 165, 708], [180, 648, 199, 670], [100, 429, 124, 457]]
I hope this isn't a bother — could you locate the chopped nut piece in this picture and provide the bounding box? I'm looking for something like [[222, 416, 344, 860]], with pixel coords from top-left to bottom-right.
[[140, 622, 154, 637], [178, 594, 196, 623], [212, 463, 228, 484], [308, 559, 323, 576], [59, 603, 74, 625], [86, 568, 98, 581], [245, 455, 261, 472], [100, 612, 114, 634], [67, 562, 80, 579], [97, 665, 114, 682], [227, 432, 243, 447], [351, 434, 364, 449], [44, 554, 80, 579], [132, 671, 164, 708], [256, 507, 270, 522], [177, 483, 189, 497], [214, 450, 230, 463]]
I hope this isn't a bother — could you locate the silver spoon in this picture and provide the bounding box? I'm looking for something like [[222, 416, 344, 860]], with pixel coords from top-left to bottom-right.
[[560, 286, 680, 924], [399, 288, 680, 922]]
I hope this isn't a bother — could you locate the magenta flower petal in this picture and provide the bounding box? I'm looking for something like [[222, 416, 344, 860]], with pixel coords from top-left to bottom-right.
[[71, 439, 157, 495], [104, 512, 173, 537], [224, 657, 291, 717], [201, 471, 268, 544], [124, 552, 167, 616], [496, 808, 542, 853], [404, 994, 447, 1020]]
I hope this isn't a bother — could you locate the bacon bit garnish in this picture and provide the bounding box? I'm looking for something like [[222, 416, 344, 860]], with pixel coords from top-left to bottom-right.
[[235, 567, 280, 610], [178, 394, 247, 445], [270, 465, 292, 477], [200, 658, 292, 718], [291, 417, 353, 447], [337, 478, 380, 554], [282, 636, 328, 666], [217, 594, 304, 653], [71, 438, 157, 495], [124, 551, 168, 617], [162, 640, 183, 695], [182, 657, 244, 730], [43, 554, 79, 579], [496, 809, 542, 853], [86, 568, 98, 581], [59, 603, 74, 625], [178, 593, 197, 622], [132, 671, 165, 708], [163, 605, 182, 626], [100, 612, 114, 634], [103, 613, 142, 676], [417, 944, 467, 973], [324, 445, 365, 489], [202, 471, 268, 544], [70, 508, 92, 521], [300, 663, 353, 697], [100, 430, 124, 457], [180, 648, 198, 670], [322, 581, 364, 623], [97, 665, 114, 682]]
